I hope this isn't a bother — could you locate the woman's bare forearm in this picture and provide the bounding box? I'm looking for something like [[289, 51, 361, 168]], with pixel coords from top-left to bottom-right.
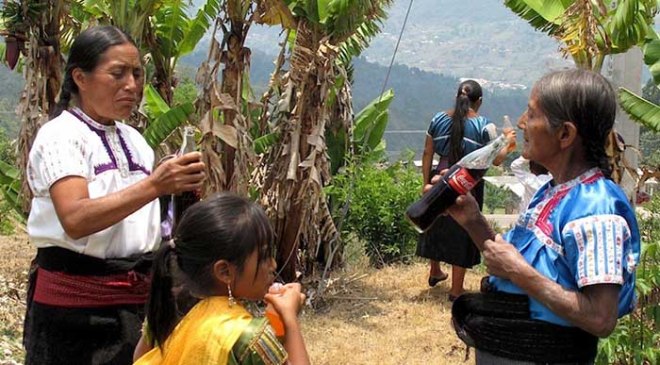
[[461, 214, 496, 251], [508, 263, 620, 337]]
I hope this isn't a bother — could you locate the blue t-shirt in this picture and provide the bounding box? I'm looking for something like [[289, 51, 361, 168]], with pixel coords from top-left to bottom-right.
[[427, 111, 495, 157], [490, 168, 641, 326]]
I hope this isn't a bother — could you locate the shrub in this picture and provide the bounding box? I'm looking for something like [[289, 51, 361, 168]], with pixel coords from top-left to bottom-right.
[[596, 195, 660, 364], [327, 155, 421, 266]]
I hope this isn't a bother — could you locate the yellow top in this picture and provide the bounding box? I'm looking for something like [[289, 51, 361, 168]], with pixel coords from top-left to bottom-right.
[[134, 297, 286, 365]]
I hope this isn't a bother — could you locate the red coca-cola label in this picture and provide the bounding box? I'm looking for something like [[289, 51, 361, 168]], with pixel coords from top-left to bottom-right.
[[447, 167, 477, 195]]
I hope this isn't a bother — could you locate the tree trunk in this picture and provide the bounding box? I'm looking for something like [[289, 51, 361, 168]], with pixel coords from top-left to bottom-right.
[[260, 22, 338, 282], [16, 1, 64, 214]]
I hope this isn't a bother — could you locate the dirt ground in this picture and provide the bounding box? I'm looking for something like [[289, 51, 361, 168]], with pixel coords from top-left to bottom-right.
[[0, 233, 483, 365]]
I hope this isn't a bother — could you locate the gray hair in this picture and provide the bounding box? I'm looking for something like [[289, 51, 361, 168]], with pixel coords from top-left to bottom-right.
[[533, 69, 616, 178]]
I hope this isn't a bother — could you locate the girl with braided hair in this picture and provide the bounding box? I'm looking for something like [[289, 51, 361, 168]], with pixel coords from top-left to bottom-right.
[[24, 25, 205, 364], [428, 69, 640, 364]]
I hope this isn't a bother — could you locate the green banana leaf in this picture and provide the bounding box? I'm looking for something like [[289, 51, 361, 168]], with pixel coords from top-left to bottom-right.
[[503, 0, 566, 33], [142, 102, 195, 148], [325, 89, 394, 175], [254, 133, 280, 155], [143, 84, 171, 121], [0, 160, 25, 220], [644, 38, 660, 85], [365, 108, 388, 153], [326, 125, 348, 175], [353, 89, 394, 152], [0, 160, 19, 182], [179, 0, 221, 56], [618, 87, 660, 133]]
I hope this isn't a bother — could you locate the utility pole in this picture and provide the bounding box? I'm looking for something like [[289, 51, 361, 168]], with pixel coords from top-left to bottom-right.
[[604, 48, 643, 168]]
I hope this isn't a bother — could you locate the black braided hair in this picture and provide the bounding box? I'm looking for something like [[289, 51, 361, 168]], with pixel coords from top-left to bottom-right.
[[583, 133, 613, 178], [49, 25, 137, 119], [533, 69, 616, 179], [449, 80, 483, 164]]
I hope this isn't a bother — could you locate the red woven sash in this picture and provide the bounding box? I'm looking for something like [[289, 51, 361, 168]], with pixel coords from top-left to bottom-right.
[[33, 267, 151, 308]]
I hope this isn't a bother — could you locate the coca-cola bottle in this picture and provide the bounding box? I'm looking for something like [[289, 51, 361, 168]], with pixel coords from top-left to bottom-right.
[[406, 133, 514, 233], [172, 126, 200, 232]]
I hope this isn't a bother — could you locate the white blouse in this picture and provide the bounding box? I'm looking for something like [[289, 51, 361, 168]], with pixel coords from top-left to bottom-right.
[[27, 108, 161, 259]]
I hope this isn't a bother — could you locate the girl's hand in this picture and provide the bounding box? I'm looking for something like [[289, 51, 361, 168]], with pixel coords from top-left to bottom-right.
[[482, 234, 527, 280], [264, 283, 305, 324]]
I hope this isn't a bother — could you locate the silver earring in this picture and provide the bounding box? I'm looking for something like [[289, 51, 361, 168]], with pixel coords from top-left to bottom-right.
[[227, 283, 236, 307]]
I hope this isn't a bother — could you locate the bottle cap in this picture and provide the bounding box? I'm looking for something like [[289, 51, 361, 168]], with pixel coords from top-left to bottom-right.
[[269, 282, 283, 294]]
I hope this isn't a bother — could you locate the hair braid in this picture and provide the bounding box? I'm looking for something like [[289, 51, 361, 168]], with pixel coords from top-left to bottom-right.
[[50, 73, 76, 119], [583, 134, 612, 179]]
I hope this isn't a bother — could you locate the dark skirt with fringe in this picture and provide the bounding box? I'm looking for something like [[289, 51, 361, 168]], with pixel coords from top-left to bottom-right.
[[23, 247, 151, 365], [24, 302, 144, 365], [415, 180, 485, 268]]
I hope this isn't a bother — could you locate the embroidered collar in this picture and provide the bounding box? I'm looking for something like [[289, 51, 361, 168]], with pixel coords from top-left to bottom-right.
[[68, 107, 117, 131], [545, 167, 603, 198]]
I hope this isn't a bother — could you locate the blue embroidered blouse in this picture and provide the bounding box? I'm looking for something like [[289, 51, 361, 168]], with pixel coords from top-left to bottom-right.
[[427, 111, 496, 157], [490, 168, 641, 326]]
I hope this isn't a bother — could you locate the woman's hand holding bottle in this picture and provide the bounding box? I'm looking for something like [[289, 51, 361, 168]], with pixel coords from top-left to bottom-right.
[[150, 152, 205, 195]]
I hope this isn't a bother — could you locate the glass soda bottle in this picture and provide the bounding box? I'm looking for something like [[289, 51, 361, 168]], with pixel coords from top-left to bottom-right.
[[405, 133, 514, 233], [265, 283, 285, 337], [172, 126, 200, 232]]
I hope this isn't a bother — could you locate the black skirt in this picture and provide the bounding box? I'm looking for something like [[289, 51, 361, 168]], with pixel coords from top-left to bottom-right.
[[23, 247, 152, 365], [415, 180, 485, 268], [24, 302, 144, 365]]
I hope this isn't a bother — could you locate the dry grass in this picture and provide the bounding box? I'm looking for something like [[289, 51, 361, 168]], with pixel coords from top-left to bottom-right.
[[0, 233, 483, 365], [0, 233, 32, 364], [301, 261, 482, 365]]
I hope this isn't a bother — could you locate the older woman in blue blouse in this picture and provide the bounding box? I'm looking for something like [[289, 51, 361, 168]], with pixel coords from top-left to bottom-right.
[[429, 69, 640, 364]]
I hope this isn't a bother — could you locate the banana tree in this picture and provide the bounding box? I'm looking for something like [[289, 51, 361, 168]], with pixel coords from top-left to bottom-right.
[[0, 0, 77, 214], [0, 160, 24, 222], [505, 0, 656, 70], [1, 0, 221, 213], [618, 32, 660, 132], [84, 0, 221, 105], [195, 1, 263, 196], [257, 0, 393, 282], [504, 0, 658, 181]]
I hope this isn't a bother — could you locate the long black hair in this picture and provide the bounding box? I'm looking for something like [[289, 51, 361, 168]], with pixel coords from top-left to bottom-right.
[[146, 193, 275, 347], [533, 69, 616, 178], [50, 25, 136, 119], [449, 80, 483, 164]]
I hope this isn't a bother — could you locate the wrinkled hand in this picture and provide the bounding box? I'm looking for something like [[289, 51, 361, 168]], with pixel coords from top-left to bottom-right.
[[482, 234, 527, 281], [445, 193, 481, 227], [264, 283, 305, 323], [423, 170, 446, 194], [150, 152, 205, 195]]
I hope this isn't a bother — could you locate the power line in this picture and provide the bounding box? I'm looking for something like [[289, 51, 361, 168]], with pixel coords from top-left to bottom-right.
[[379, 0, 414, 99]]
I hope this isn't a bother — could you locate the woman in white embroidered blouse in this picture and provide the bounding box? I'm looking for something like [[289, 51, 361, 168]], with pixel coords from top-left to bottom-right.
[[24, 25, 205, 365]]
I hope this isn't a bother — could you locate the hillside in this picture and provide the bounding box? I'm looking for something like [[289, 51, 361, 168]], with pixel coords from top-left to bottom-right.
[[243, 0, 573, 87], [350, 57, 529, 157], [0, 64, 24, 137]]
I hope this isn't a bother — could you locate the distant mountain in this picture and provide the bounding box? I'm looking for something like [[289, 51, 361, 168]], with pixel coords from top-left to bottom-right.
[[241, 0, 573, 87], [180, 49, 529, 158], [0, 64, 24, 137], [350, 57, 529, 157]]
